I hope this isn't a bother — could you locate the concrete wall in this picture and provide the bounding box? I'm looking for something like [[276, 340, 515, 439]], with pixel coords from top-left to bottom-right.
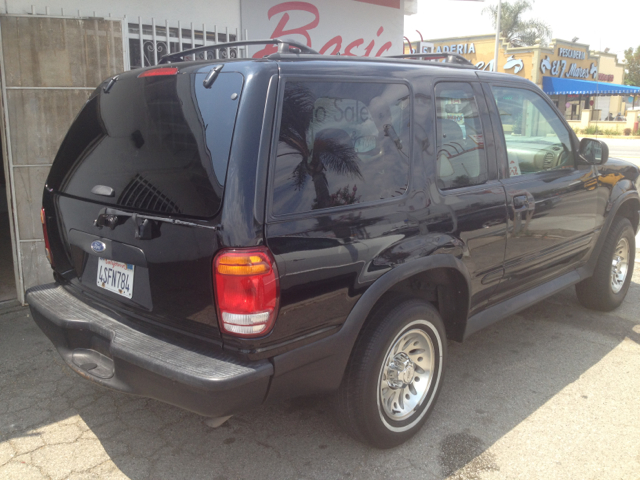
[[5, 1, 241, 29], [0, 15, 124, 301]]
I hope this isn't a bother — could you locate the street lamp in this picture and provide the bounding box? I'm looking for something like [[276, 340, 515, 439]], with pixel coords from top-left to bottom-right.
[[494, 0, 501, 72]]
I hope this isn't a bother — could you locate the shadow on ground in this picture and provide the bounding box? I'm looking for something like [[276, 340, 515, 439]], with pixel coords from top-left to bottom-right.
[[1, 276, 639, 479]]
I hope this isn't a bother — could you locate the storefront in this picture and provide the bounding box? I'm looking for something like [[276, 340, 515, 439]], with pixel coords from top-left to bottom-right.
[[407, 34, 640, 125], [0, 0, 414, 303]]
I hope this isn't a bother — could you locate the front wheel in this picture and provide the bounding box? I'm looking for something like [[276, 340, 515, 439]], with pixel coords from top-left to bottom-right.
[[576, 216, 636, 311], [336, 298, 447, 449]]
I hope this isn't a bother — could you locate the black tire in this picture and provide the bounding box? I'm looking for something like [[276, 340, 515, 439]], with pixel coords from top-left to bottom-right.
[[576, 216, 636, 311], [336, 297, 447, 449]]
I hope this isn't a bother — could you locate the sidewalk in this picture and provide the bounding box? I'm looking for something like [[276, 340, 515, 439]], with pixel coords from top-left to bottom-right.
[[1, 271, 640, 479]]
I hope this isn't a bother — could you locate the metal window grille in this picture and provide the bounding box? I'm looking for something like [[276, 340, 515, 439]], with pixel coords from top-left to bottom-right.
[[125, 18, 250, 70], [10, 7, 249, 71]]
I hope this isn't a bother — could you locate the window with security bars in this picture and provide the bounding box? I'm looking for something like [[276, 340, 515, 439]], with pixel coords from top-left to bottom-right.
[[127, 22, 246, 69]]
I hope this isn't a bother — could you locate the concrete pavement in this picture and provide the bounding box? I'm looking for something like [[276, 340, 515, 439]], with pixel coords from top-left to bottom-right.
[[602, 138, 640, 167], [1, 258, 639, 479]]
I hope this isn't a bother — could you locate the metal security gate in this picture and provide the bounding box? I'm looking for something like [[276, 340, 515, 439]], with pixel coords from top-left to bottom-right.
[[124, 18, 249, 69]]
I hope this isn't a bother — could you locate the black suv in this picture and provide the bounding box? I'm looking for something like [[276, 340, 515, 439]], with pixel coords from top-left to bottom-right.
[[27, 39, 639, 448]]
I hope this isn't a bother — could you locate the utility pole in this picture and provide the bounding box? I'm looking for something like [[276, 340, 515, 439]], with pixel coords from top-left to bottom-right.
[[493, 0, 501, 72]]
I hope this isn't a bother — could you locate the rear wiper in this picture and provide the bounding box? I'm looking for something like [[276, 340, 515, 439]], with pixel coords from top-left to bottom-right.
[[94, 207, 220, 239]]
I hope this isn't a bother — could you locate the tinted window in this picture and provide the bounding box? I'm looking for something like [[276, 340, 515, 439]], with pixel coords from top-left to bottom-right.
[[491, 86, 574, 176], [50, 71, 243, 218], [435, 83, 487, 190], [272, 81, 410, 216]]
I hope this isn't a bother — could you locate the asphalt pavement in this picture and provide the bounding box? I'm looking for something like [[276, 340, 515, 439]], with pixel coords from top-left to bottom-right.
[[602, 138, 640, 167], [1, 255, 639, 479]]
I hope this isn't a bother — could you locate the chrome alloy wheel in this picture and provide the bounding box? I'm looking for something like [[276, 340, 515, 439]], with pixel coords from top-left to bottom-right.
[[611, 237, 630, 294], [378, 325, 436, 423]]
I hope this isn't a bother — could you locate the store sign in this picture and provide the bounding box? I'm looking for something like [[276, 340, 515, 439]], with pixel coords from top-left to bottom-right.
[[418, 41, 433, 54], [540, 55, 598, 80], [557, 47, 586, 60], [475, 59, 494, 71], [504, 55, 524, 73], [475, 55, 523, 74], [598, 73, 614, 82], [435, 43, 476, 55], [240, 0, 403, 57]]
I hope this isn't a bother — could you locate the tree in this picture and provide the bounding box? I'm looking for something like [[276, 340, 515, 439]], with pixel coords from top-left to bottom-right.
[[278, 82, 362, 210], [624, 46, 640, 86], [483, 0, 552, 48]]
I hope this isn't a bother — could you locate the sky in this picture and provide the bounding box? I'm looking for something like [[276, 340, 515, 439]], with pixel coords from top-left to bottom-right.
[[404, 0, 637, 61]]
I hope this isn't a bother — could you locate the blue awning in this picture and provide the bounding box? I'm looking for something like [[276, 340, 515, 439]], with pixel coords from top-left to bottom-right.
[[543, 76, 640, 96]]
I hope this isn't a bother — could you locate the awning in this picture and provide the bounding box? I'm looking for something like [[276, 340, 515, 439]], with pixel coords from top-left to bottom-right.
[[543, 76, 640, 96]]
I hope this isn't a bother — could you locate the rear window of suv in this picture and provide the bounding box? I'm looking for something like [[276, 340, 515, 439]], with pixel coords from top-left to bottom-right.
[[49, 70, 243, 218], [271, 80, 411, 216]]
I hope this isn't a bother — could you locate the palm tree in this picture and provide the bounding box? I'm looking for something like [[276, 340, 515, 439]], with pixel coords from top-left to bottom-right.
[[279, 82, 362, 209], [483, 0, 552, 47]]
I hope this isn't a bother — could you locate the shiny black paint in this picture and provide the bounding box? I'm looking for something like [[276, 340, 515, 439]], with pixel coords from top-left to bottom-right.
[[44, 58, 640, 365], [480, 79, 600, 300], [44, 61, 278, 348]]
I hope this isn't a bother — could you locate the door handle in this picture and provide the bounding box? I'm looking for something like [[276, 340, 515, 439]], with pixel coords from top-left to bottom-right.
[[513, 195, 529, 209]]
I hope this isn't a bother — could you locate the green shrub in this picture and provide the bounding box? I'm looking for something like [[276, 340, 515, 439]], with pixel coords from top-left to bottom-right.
[[583, 125, 603, 135]]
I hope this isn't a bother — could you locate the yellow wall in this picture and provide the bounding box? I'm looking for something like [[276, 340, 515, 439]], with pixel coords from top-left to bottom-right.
[[426, 35, 535, 80], [411, 34, 629, 122], [419, 35, 624, 90], [594, 53, 627, 115]]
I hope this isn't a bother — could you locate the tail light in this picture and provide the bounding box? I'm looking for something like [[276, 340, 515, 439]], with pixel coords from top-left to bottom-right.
[[40, 207, 54, 266], [137, 67, 178, 78], [213, 247, 279, 338]]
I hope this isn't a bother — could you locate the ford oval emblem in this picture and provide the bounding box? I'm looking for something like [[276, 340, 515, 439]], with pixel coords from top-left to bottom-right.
[[91, 240, 106, 253]]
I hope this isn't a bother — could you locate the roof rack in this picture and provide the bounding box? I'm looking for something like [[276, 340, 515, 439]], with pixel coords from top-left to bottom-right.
[[159, 38, 318, 64], [387, 53, 476, 67]]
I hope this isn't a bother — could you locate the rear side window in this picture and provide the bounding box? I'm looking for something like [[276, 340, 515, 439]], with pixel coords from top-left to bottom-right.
[[271, 80, 411, 216], [50, 71, 243, 218], [435, 82, 488, 190]]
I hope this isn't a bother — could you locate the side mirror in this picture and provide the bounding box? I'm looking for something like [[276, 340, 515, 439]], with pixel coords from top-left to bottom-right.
[[579, 138, 609, 165]]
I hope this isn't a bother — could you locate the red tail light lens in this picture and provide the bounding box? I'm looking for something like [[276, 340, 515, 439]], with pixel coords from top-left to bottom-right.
[[213, 247, 279, 338], [137, 67, 179, 78], [41, 207, 54, 266]]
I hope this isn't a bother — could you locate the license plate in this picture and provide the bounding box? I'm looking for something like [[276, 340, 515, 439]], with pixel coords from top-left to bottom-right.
[[97, 258, 134, 299]]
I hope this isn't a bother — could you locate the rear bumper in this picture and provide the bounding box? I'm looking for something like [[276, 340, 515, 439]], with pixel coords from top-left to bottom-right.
[[26, 283, 273, 417]]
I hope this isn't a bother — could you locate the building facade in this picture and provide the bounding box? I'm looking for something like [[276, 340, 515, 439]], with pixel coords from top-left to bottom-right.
[[0, 0, 414, 303], [407, 34, 640, 125]]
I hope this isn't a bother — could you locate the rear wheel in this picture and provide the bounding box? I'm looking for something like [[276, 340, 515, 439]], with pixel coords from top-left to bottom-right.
[[576, 216, 636, 311], [336, 298, 446, 448]]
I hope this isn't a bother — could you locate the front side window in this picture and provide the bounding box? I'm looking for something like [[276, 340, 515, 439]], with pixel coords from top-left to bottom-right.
[[491, 86, 574, 177], [272, 81, 411, 216], [435, 82, 488, 190]]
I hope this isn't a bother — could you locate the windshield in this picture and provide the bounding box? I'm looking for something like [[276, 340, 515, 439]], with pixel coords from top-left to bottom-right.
[[49, 70, 243, 218]]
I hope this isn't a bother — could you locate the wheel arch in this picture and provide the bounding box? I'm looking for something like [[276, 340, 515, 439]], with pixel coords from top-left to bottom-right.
[[265, 254, 471, 403], [613, 196, 639, 233], [587, 192, 640, 276]]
